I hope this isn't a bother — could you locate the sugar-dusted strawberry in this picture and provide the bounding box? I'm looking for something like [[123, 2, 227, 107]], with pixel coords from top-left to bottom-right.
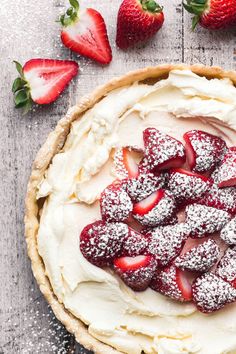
[[192, 273, 236, 313], [60, 0, 112, 64], [150, 265, 192, 301], [125, 172, 166, 202], [147, 223, 189, 267], [183, 130, 227, 173], [113, 147, 143, 179], [168, 168, 212, 205], [12, 59, 78, 112], [122, 228, 149, 256], [116, 0, 164, 49], [220, 217, 236, 245], [132, 189, 176, 227], [183, 0, 236, 30], [113, 255, 157, 291], [139, 128, 186, 173], [199, 184, 236, 215], [100, 181, 132, 222], [211, 147, 236, 188], [185, 204, 230, 238], [216, 247, 236, 287], [175, 239, 220, 272], [80, 221, 128, 266]]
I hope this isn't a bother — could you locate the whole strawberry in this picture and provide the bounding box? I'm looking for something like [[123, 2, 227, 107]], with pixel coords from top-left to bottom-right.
[[183, 0, 236, 30], [116, 0, 164, 49]]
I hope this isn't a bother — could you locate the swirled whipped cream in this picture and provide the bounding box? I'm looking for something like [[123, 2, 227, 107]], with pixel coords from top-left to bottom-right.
[[37, 70, 236, 354]]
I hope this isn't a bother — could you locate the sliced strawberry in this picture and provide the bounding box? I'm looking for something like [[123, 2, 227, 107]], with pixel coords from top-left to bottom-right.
[[150, 265, 192, 302], [211, 147, 236, 188], [80, 221, 128, 266], [199, 184, 236, 215], [183, 130, 227, 173], [12, 59, 78, 110], [125, 172, 166, 202], [113, 147, 143, 179], [220, 217, 236, 245], [100, 181, 132, 222], [168, 168, 212, 205], [216, 247, 236, 287], [192, 273, 236, 313], [139, 128, 186, 173], [114, 255, 157, 291], [147, 223, 189, 267], [185, 204, 230, 238], [122, 228, 149, 257], [132, 189, 176, 227], [60, 1, 112, 64], [175, 239, 220, 272]]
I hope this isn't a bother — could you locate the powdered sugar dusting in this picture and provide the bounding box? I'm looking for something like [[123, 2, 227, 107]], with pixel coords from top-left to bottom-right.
[[216, 247, 236, 283], [220, 217, 236, 245]]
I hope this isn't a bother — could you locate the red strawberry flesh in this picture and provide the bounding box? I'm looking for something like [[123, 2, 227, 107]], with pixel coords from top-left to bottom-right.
[[220, 217, 236, 245], [199, 184, 236, 215], [211, 148, 236, 188], [216, 247, 236, 287], [122, 228, 149, 257], [139, 128, 186, 173], [113, 147, 142, 179], [80, 221, 128, 266]]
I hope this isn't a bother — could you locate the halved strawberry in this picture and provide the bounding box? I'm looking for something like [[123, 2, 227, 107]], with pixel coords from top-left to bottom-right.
[[150, 265, 192, 302], [192, 273, 236, 313], [220, 217, 236, 245], [80, 221, 128, 266], [114, 255, 157, 291], [113, 147, 143, 179], [147, 223, 189, 267], [175, 239, 220, 272], [132, 189, 176, 227], [168, 168, 212, 205], [12, 59, 78, 111], [60, 0, 112, 64], [183, 130, 227, 173], [126, 172, 166, 202], [100, 181, 132, 222], [199, 184, 236, 215], [185, 204, 230, 238], [211, 147, 236, 188], [139, 128, 186, 173], [216, 247, 236, 288], [122, 228, 149, 257]]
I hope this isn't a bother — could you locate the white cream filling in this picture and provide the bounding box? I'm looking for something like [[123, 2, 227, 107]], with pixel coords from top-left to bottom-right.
[[37, 70, 236, 354]]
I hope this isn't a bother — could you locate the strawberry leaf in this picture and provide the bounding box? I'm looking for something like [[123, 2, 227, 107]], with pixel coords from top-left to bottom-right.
[[69, 0, 79, 11], [13, 61, 24, 77], [14, 89, 29, 108], [12, 77, 25, 93]]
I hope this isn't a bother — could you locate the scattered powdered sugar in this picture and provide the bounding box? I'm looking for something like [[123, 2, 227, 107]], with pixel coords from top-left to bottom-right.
[[140, 128, 185, 172], [126, 172, 166, 202], [122, 229, 148, 257], [168, 172, 210, 204], [185, 204, 230, 238], [150, 265, 183, 301], [133, 190, 177, 227], [216, 247, 236, 282], [211, 148, 236, 186], [175, 239, 220, 272], [220, 217, 236, 245], [200, 184, 236, 214], [185, 130, 227, 173], [192, 273, 236, 313], [80, 221, 129, 266], [100, 184, 132, 222], [147, 223, 189, 267]]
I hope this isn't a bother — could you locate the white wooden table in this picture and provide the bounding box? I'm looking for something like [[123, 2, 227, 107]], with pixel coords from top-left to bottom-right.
[[0, 0, 235, 353]]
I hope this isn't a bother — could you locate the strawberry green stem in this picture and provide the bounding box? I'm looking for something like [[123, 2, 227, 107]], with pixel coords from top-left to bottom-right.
[[183, 0, 208, 30], [60, 0, 80, 27], [140, 0, 163, 13]]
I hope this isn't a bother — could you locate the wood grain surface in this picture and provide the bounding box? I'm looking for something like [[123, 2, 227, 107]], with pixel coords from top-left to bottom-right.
[[0, 0, 235, 353]]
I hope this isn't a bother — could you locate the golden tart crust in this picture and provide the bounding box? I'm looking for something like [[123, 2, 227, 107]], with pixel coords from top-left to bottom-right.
[[25, 64, 236, 354]]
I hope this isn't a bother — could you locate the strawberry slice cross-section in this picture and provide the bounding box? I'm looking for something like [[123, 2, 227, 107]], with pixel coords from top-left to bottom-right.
[[60, 0, 112, 64], [12, 59, 79, 111], [150, 265, 192, 302], [139, 128, 186, 173], [113, 147, 143, 179], [184, 130, 227, 173], [132, 189, 176, 227], [114, 255, 157, 291]]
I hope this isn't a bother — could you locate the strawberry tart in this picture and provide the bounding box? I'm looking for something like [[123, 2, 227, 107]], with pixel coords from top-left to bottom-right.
[[25, 64, 236, 354]]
